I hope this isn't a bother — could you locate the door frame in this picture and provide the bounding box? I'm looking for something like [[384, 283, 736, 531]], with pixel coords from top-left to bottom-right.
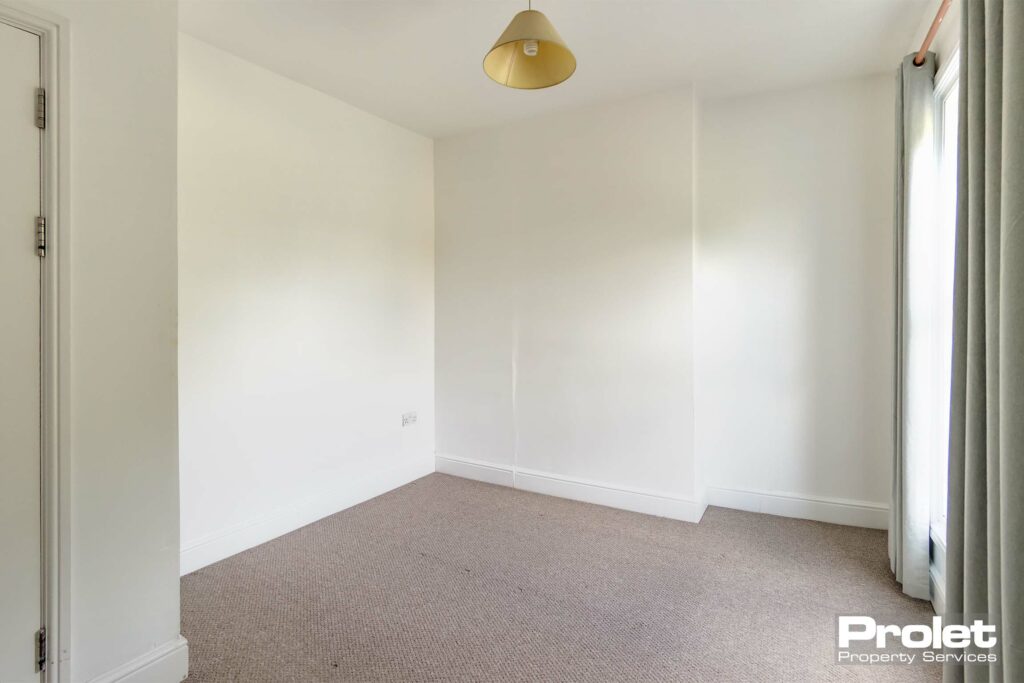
[[0, 4, 69, 681]]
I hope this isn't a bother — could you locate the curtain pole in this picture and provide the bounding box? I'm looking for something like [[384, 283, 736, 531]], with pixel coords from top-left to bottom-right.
[[914, 0, 953, 66]]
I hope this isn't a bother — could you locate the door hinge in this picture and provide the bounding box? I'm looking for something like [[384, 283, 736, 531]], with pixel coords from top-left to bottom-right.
[[35, 88, 46, 129], [35, 627, 46, 673], [36, 217, 46, 257]]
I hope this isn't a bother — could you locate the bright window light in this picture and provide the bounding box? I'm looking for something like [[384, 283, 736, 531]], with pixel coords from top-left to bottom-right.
[[929, 54, 959, 544]]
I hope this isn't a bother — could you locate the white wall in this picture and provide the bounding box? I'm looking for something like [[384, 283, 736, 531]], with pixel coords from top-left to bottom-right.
[[11, 0, 185, 680], [177, 35, 435, 573], [694, 74, 895, 526], [435, 89, 700, 519]]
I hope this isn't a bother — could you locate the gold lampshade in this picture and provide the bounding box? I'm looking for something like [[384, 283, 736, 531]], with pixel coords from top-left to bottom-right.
[[483, 9, 576, 89]]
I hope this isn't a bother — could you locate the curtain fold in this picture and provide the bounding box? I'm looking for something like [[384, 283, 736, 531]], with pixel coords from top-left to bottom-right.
[[891, 51, 937, 601], [945, 0, 1023, 680]]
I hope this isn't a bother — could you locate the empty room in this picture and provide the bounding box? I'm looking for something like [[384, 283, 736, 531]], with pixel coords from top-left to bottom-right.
[[1, 0, 1021, 681]]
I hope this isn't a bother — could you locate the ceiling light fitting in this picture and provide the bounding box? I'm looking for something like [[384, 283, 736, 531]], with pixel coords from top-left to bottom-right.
[[483, 2, 575, 89]]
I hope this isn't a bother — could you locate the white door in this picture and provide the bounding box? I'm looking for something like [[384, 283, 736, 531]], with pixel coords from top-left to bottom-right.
[[0, 19, 43, 683]]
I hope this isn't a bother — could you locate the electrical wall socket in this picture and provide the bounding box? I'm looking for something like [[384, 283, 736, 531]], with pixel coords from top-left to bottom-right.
[[402, 412, 417, 427]]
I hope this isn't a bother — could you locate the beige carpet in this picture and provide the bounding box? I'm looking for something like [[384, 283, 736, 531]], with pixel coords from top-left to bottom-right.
[[182, 473, 938, 682]]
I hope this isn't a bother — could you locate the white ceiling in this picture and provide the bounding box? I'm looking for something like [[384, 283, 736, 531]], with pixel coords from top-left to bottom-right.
[[179, 0, 930, 139]]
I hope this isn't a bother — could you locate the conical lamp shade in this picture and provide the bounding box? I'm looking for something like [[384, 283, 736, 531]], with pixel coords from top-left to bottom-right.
[[483, 9, 576, 89]]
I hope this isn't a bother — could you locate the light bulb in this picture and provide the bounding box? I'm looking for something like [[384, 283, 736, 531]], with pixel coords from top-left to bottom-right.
[[523, 39, 538, 56]]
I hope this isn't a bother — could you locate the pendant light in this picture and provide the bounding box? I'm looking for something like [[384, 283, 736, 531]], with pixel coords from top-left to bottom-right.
[[483, 1, 576, 89]]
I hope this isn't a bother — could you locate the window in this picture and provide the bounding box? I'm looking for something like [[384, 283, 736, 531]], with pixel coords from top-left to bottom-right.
[[930, 51, 959, 545]]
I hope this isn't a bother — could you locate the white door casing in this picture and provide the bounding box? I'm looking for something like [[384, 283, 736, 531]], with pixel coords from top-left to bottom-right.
[[0, 18, 43, 683]]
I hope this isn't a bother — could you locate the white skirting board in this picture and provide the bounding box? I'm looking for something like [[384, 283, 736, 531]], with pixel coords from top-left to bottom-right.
[[704, 485, 889, 529], [86, 636, 188, 683], [930, 564, 946, 615], [180, 458, 434, 575], [434, 454, 515, 488], [435, 454, 707, 523], [929, 532, 947, 614], [436, 454, 889, 530]]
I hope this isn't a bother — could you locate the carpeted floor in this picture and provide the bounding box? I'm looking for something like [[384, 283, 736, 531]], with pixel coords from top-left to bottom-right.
[[182, 473, 939, 682]]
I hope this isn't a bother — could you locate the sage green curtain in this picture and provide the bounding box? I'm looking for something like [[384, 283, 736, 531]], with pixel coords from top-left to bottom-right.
[[944, 0, 1023, 681], [891, 51, 937, 601]]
